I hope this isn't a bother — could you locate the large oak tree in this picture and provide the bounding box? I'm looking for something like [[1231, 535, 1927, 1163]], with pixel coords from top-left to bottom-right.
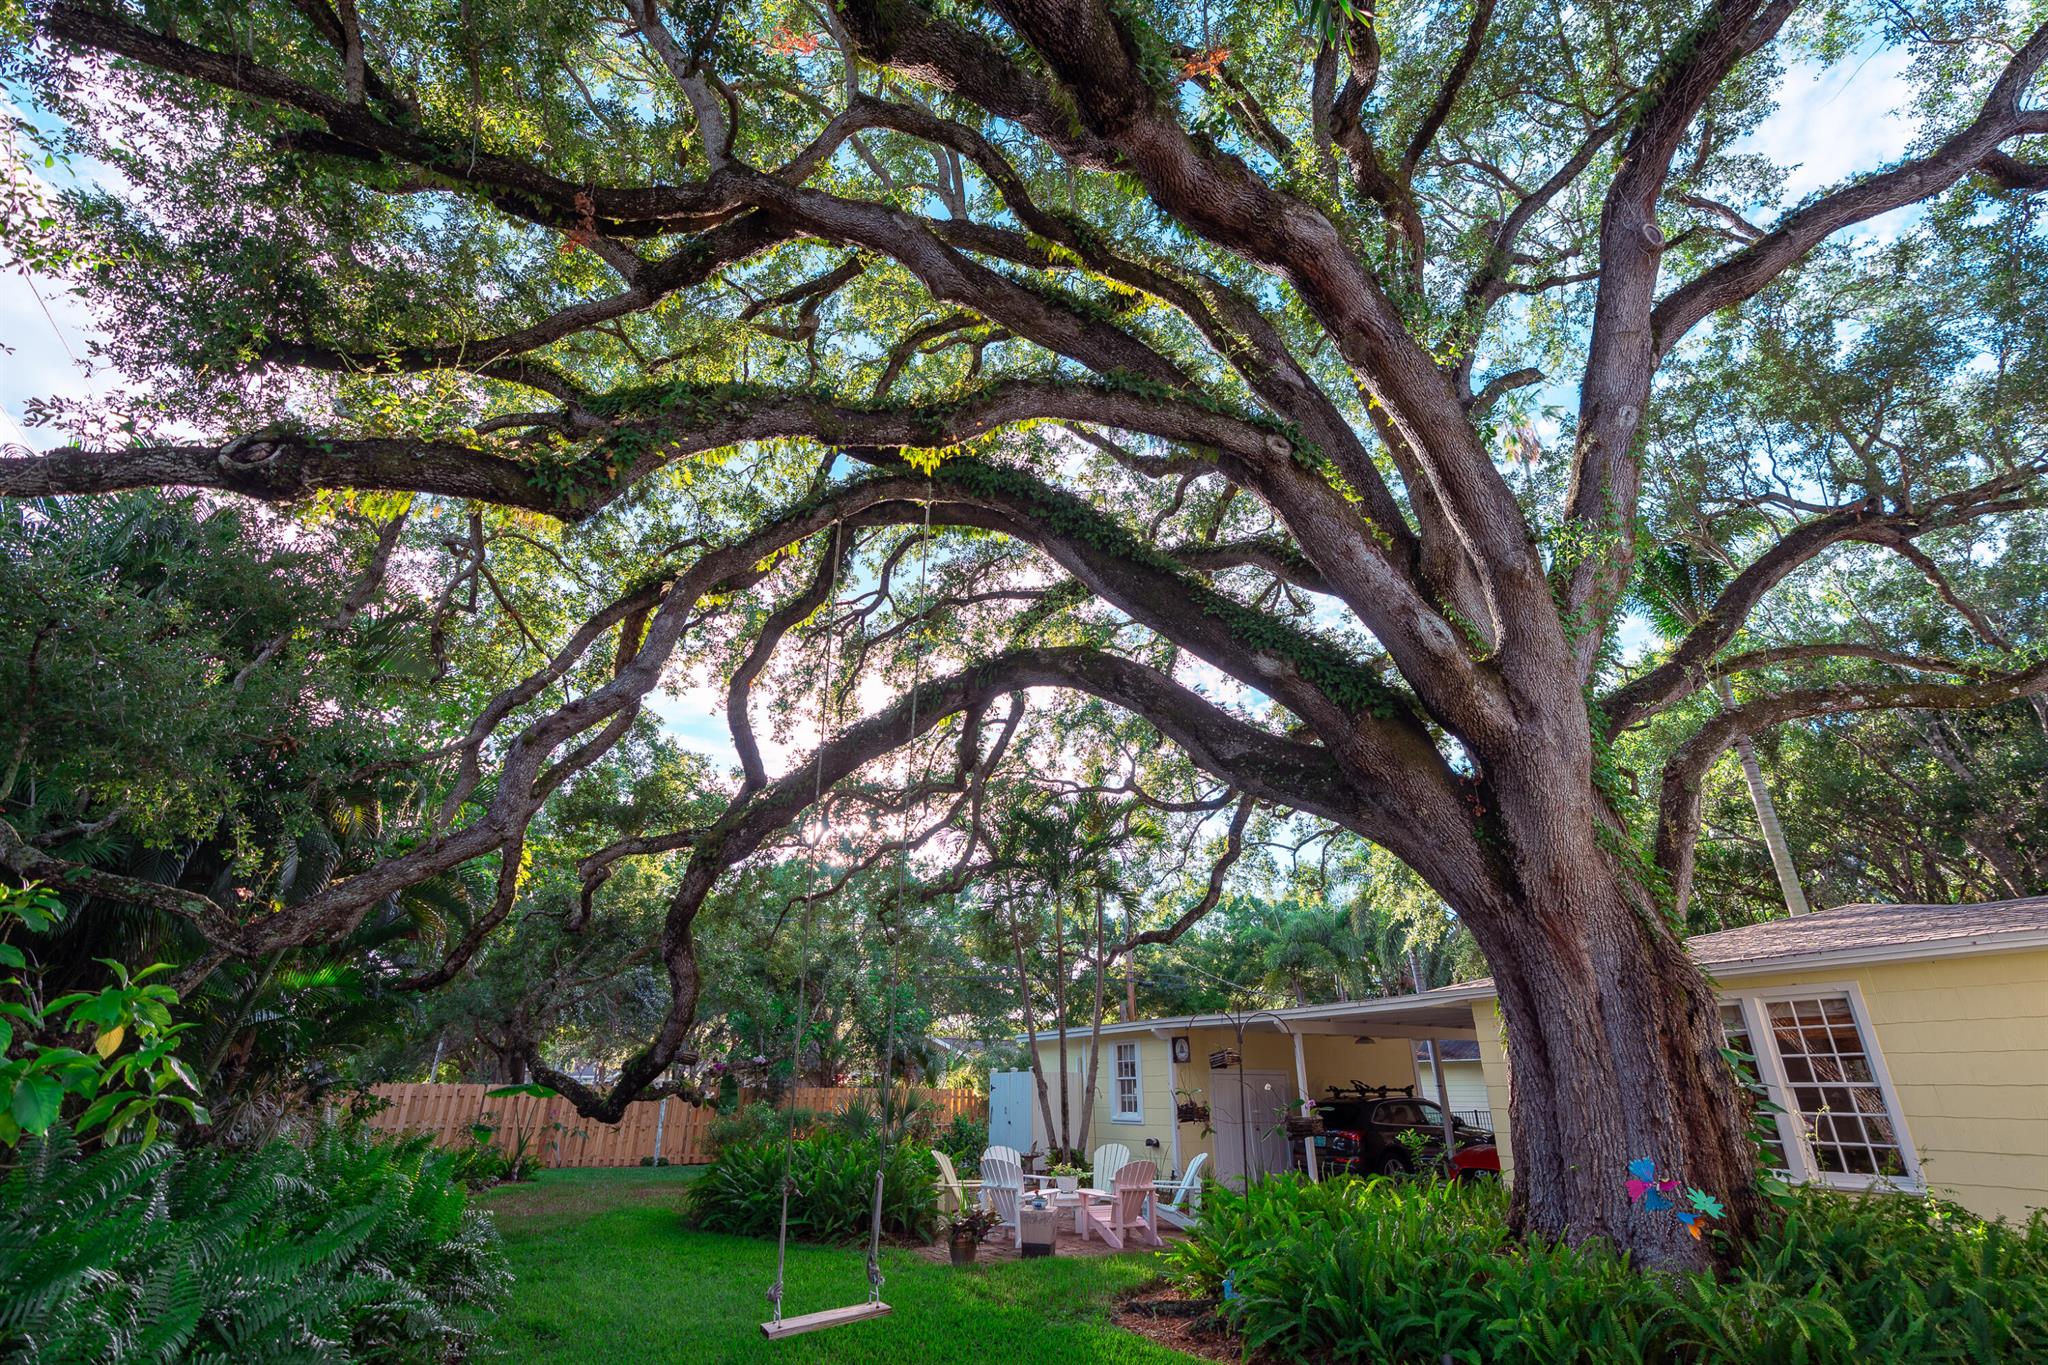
[[3, 0, 2045, 1268]]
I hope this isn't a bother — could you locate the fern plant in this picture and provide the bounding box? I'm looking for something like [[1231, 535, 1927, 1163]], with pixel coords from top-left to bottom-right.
[[0, 1123, 510, 1361]]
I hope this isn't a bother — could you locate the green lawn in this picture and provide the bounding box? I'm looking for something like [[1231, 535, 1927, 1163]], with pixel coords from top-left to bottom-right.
[[479, 1166, 1203, 1364]]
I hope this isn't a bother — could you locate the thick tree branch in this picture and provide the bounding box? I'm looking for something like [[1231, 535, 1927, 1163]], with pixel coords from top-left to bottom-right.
[[1654, 656, 2048, 918], [1652, 23, 2048, 356], [1565, 0, 1800, 674], [1602, 473, 2037, 729]]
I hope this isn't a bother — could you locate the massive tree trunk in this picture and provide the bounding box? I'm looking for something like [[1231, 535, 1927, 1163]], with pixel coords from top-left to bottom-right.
[[1476, 858, 1763, 1258], [1436, 719, 1768, 1263]]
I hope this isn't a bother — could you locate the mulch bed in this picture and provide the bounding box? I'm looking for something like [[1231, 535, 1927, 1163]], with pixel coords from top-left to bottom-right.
[[1111, 1282, 1265, 1364]]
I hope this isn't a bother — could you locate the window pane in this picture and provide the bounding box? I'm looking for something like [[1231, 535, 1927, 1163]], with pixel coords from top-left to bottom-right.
[[1760, 993, 1907, 1185]]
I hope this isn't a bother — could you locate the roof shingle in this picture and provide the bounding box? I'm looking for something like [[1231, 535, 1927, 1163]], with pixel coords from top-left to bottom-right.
[[1682, 895, 2048, 972]]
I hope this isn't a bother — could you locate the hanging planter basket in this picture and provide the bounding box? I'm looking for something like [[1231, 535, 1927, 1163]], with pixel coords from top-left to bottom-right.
[[1208, 1048, 1240, 1071], [1284, 1112, 1325, 1137], [1176, 1101, 1211, 1125]]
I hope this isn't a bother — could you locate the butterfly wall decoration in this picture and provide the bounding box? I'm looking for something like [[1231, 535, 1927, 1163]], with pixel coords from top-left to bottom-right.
[[1625, 1157, 1724, 1239]]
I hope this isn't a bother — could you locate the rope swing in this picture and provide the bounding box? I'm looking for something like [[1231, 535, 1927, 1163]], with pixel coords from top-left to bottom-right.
[[762, 494, 933, 1340]]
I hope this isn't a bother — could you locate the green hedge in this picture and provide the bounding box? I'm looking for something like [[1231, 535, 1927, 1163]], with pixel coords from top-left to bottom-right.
[[0, 1123, 510, 1361], [687, 1131, 937, 1243], [1165, 1174, 2048, 1363]]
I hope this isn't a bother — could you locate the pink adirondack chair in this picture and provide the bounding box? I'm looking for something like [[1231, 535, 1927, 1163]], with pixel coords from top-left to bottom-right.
[[1081, 1158, 1161, 1249]]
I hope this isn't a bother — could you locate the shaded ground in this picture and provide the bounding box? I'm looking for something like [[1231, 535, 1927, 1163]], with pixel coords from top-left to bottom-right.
[[479, 1166, 1206, 1364], [912, 1216, 1187, 1264]]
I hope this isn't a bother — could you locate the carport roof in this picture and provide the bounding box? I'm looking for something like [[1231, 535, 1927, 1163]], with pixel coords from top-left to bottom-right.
[[1021, 985, 1488, 1044]]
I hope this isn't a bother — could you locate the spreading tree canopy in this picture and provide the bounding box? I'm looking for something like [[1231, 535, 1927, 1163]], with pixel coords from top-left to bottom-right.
[[2, 0, 2044, 1268]]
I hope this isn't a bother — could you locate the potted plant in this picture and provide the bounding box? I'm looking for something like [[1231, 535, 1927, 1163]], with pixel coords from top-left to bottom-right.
[[1283, 1097, 1325, 1138], [944, 1207, 1003, 1266], [1046, 1160, 1087, 1194], [1174, 1086, 1211, 1126]]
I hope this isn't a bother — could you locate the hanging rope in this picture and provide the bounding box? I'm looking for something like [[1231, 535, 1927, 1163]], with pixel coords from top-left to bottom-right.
[[866, 486, 934, 1306], [768, 520, 843, 1331]]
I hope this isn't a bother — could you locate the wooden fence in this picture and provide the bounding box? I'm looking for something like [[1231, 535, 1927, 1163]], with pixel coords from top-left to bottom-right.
[[359, 1083, 985, 1169]]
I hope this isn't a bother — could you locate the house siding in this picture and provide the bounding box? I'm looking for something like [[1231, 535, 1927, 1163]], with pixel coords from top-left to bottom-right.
[[1468, 946, 2048, 1224], [1029, 1034, 1177, 1169], [1415, 1058, 1491, 1120]]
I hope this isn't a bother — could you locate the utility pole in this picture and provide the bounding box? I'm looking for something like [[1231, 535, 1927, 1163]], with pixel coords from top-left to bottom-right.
[[1410, 949, 1460, 1161], [1125, 904, 1138, 1022]]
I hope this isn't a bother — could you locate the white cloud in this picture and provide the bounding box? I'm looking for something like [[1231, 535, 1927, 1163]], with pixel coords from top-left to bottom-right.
[[0, 270, 110, 449], [1734, 46, 1921, 241]]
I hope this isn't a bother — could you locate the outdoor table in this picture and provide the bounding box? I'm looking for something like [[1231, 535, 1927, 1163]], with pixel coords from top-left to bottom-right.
[[1022, 1188, 1110, 1236]]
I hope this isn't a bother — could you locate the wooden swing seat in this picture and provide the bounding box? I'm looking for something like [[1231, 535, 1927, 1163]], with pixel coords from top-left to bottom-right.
[[759, 1301, 892, 1340]]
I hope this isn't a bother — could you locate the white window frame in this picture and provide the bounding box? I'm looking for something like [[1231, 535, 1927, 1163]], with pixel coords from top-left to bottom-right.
[[1111, 1041, 1143, 1123], [1718, 981, 1923, 1194]]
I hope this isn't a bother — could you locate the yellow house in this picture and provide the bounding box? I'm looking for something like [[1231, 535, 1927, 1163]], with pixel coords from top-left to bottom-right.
[[1020, 896, 2048, 1224]]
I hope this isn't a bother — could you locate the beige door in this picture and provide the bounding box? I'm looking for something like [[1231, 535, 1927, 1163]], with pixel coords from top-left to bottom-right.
[[1210, 1068, 1293, 1188]]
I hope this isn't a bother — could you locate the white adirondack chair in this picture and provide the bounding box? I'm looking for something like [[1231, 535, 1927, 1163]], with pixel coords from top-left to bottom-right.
[[1088, 1142, 1131, 1193], [979, 1152, 1025, 1246], [1082, 1158, 1161, 1249], [1153, 1152, 1208, 1230], [932, 1149, 983, 1215], [982, 1143, 1022, 1171]]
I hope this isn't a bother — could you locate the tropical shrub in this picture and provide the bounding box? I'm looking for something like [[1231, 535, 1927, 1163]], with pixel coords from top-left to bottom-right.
[[934, 1113, 990, 1168], [687, 1130, 937, 1243], [706, 1100, 818, 1155], [442, 1137, 531, 1190], [1, 883, 207, 1148], [1166, 1174, 2048, 1363], [0, 1123, 510, 1361]]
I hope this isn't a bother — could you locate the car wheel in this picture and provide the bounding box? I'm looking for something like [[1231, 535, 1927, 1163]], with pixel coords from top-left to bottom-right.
[[1377, 1150, 1411, 1177]]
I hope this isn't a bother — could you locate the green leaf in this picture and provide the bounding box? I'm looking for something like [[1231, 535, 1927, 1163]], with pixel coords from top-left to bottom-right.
[[9, 1075, 63, 1133], [74, 1090, 127, 1131]]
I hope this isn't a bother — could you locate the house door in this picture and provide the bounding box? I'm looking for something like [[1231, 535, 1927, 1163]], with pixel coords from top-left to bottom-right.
[[1211, 1068, 1293, 1188]]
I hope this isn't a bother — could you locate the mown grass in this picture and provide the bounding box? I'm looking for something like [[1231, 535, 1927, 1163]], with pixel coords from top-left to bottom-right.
[[480, 1166, 1199, 1364]]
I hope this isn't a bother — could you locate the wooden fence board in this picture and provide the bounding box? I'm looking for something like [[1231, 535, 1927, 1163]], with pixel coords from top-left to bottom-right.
[[358, 1083, 985, 1167]]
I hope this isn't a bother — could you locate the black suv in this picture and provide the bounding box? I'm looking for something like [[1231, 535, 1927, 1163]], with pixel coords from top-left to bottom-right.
[[1312, 1083, 1494, 1177]]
